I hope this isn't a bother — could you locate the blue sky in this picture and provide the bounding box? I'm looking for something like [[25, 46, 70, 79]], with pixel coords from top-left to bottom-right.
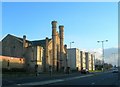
[[2, 2, 118, 51]]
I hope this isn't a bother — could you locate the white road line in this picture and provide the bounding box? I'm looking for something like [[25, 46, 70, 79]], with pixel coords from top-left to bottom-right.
[[64, 74, 93, 81], [17, 79, 64, 85], [17, 74, 94, 85], [91, 82, 95, 85]]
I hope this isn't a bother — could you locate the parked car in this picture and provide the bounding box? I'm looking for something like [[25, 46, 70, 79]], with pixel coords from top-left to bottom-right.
[[86, 69, 89, 74], [81, 69, 89, 74], [112, 68, 118, 73]]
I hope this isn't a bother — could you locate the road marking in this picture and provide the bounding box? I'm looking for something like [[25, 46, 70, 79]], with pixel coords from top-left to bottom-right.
[[64, 74, 93, 81], [17, 74, 94, 85], [17, 79, 64, 85], [91, 82, 95, 85], [17, 84, 21, 86]]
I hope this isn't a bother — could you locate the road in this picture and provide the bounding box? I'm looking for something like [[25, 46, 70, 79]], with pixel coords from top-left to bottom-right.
[[49, 71, 119, 86], [2, 71, 119, 87]]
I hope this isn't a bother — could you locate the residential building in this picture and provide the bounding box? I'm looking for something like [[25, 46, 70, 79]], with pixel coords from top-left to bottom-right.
[[91, 54, 95, 70], [67, 48, 81, 71], [80, 51, 86, 70], [85, 52, 95, 71], [85, 52, 91, 70]]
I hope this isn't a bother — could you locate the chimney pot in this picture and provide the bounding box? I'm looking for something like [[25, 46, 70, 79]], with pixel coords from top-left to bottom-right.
[[59, 25, 64, 29], [51, 21, 57, 28], [23, 35, 26, 39]]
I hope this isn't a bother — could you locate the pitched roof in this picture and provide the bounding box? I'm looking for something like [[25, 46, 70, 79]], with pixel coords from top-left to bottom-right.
[[31, 39, 51, 47], [3, 34, 51, 47], [4, 34, 30, 43]]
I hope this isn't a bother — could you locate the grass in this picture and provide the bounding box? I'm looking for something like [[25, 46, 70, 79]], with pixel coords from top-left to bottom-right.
[[89, 70, 102, 73]]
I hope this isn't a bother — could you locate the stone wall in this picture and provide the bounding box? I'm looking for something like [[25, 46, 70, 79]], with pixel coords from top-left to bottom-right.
[[1, 56, 25, 69], [2, 35, 23, 58]]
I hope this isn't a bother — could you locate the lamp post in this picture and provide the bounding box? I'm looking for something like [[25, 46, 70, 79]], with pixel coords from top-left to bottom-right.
[[94, 52, 96, 70], [69, 41, 74, 71], [70, 41, 74, 49], [112, 53, 116, 59], [112, 53, 117, 67], [97, 40, 108, 71]]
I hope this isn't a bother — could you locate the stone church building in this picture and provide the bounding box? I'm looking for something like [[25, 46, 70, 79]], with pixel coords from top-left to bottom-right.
[[2, 21, 67, 72]]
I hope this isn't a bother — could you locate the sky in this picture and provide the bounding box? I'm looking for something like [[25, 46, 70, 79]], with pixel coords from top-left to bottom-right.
[[1, 0, 119, 2], [2, 2, 118, 65]]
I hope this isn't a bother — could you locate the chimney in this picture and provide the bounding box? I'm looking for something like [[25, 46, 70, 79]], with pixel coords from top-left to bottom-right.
[[52, 21, 57, 36], [51, 21, 57, 71], [45, 37, 49, 71], [64, 44, 67, 69], [64, 44, 67, 51], [59, 25, 64, 69], [23, 35, 27, 70], [23, 35, 26, 48]]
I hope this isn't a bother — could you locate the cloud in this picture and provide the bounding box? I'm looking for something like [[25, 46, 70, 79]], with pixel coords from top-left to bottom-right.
[[105, 55, 118, 66], [104, 48, 118, 66], [89, 47, 118, 66], [87, 48, 102, 60], [81, 49, 87, 52]]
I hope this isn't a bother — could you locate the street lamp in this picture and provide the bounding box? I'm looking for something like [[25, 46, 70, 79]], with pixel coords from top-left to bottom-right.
[[69, 41, 74, 71], [70, 41, 74, 48], [112, 53, 117, 67], [94, 52, 96, 70], [97, 40, 108, 71]]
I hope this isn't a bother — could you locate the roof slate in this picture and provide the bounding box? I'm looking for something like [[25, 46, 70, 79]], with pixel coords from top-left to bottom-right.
[[3, 34, 51, 47], [31, 39, 51, 47]]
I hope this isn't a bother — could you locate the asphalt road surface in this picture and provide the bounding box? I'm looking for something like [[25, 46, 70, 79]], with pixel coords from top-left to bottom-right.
[[2, 71, 119, 87], [48, 71, 119, 86]]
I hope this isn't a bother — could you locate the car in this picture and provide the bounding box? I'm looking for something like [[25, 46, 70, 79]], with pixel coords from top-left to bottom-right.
[[112, 69, 118, 73], [81, 69, 89, 74], [85, 69, 89, 74]]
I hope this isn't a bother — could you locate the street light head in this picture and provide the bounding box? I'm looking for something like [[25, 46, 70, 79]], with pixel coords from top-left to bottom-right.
[[72, 41, 74, 43], [97, 41, 100, 43], [106, 40, 108, 42]]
